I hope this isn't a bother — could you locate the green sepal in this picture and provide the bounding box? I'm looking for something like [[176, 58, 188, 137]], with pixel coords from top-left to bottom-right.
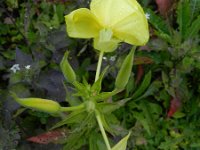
[[115, 47, 135, 90], [60, 51, 76, 84], [72, 81, 90, 99], [91, 66, 109, 95], [111, 132, 131, 150]]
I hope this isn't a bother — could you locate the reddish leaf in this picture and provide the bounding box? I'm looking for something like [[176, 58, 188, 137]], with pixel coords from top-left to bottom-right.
[[27, 128, 68, 144], [134, 56, 154, 65], [167, 97, 181, 118], [156, 0, 172, 16], [136, 65, 144, 85]]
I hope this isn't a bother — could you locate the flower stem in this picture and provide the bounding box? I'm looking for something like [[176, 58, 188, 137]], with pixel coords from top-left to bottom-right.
[[96, 110, 111, 150], [95, 51, 104, 82], [60, 104, 84, 112]]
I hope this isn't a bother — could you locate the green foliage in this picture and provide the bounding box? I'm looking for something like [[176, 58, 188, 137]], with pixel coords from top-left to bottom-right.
[[1, 0, 200, 150], [177, 0, 191, 40], [131, 71, 152, 99]]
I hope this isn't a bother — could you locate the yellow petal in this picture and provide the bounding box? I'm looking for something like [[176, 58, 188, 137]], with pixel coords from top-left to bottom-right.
[[112, 10, 149, 45], [90, 0, 142, 27], [65, 8, 101, 38]]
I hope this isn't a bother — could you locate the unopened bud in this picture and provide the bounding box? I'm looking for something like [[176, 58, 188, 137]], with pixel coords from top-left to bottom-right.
[[11, 92, 61, 114], [60, 51, 76, 83]]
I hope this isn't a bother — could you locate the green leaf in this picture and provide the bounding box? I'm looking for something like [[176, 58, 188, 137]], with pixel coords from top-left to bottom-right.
[[190, 0, 200, 21], [55, 4, 65, 23], [111, 132, 131, 150], [51, 109, 86, 129], [134, 112, 151, 135], [191, 142, 200, 148], [177, 0, 191, 40], [145, 9, 171, 41], [132, 71, 152, 99], [63, 128, 87, 150], [173, 111, 186, 119], [89, 132, 106, 150], [98, 103, 121, 114], [134, 81, 162, 101], [140, 101, 154, 128], [185, 15, 200, 39], [97, 98, 130, 113]]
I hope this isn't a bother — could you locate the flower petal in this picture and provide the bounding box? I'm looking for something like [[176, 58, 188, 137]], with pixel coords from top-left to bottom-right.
[[90, 0, 142, 27], [112, 10, 149, 45], [65, 8, 101, 38]]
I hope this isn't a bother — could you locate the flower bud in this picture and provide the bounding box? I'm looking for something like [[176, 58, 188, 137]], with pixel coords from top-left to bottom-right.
[[60, 51, 76, 84], [115, 48, 135, 89], [11, 93, 61, 114]]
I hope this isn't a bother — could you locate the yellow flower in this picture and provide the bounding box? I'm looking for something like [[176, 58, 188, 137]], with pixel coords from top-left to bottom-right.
[[65, 0, 149, 52]]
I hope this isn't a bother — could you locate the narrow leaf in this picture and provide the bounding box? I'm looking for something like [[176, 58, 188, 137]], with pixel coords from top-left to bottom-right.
[[132, 71, 152, 99], [190, 0, 200, 22], [185, 15, 200, 39], [134, 113, 151, 135], [177, 0, 191, 40], [145, 9, 170, 37], [51, 109, 86, 129]]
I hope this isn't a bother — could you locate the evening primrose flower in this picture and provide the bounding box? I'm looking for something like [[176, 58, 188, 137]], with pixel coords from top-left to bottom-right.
[[65, 0, 149, 52]]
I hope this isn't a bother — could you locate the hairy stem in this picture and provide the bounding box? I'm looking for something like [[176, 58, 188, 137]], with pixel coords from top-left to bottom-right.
[[94, 51, 111, 150], [95, 51, 104, 82]]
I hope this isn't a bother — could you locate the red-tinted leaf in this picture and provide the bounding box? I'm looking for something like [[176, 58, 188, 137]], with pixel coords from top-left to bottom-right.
[[27, 128, 68, 144], [134, 56, 154, 65], [156, 0, 172, 16], [167, 97, 181, 118], [136, 65, 144, 85]]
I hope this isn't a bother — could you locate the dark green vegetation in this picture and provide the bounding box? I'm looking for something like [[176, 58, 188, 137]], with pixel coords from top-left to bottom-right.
[[0, 0, 200, 149]]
